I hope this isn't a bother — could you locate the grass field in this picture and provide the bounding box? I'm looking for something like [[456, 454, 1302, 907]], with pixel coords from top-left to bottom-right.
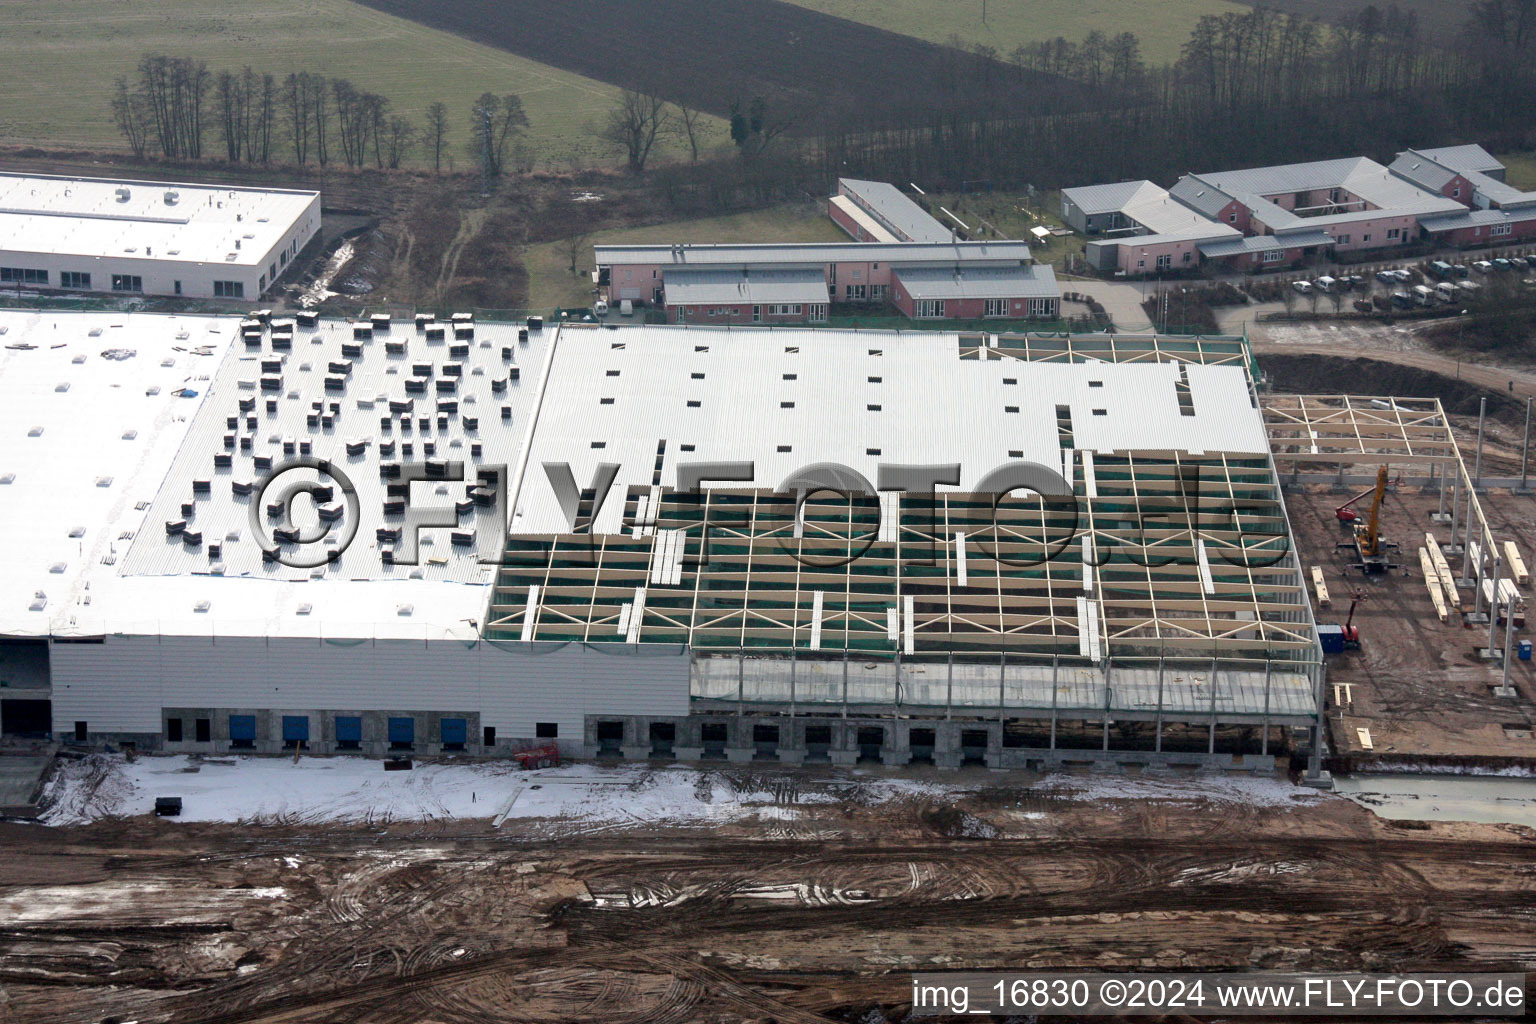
[[524, 200, 849, 311], [1499, 152, 1536, 192], [782, 0, 1251, 67], [0, 0, 721, 169]]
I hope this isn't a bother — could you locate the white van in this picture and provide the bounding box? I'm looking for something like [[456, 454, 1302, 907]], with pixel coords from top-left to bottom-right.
[[1315, 275, 1337, 292], [593, 299, 609, 316], [1411, 285, 1435, 307], [619, 299, 634, 317], [1434, 282, 1457, 303], [1291, 280, 1312, 294]]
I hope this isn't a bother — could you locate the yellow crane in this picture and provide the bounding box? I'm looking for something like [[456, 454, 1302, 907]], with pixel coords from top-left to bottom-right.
[[1357, 465, 1389, 559], [1342, 465, 1401, 574]]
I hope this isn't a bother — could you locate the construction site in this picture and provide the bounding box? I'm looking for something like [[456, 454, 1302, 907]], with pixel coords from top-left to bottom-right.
[[4, 312, 1536, 1022]]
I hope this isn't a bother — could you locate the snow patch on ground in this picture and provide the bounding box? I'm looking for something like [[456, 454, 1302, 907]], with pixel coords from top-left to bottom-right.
[[38, 755, 961, 827], [1036, 772, 1329, 807], [36, 754, 1323, 827], [1353, 762, 1536, 778]]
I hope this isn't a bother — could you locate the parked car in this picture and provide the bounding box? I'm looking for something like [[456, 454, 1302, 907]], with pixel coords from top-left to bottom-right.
[[1347, 274, 1366, 290], [1434, 282, 1458, 303], [1430, 260, 1455, 278], [1375, 270, 1398, 284], [1353, 299, 1374, 312], [1411, 284, 1436, 306], [1291, 279, 1313, 294], [1473, 260, 1495, 274], [1509, 256, 1530, 270], [1494, 258, 1513, 272], [1452, 264, 1471, 278], [593, 299, 609, 316], [1391, 268, 1413, 281], [1315, 275, 1337, 292], [1390, 291, 1413, 308], [1456, 279, 1481, 296], [619, 299, 634, 317]]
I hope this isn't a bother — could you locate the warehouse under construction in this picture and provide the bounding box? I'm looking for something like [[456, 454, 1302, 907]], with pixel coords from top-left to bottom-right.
[[0, 311, 1339, 774]]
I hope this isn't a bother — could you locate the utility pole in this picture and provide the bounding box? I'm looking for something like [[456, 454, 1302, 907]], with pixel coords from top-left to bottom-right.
[[1474, 396, 1486, 492], [1521, 396, 1532, 494]]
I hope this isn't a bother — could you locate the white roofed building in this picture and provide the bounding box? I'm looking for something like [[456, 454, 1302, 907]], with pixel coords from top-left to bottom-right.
[[0, 311, 1319, 774], [0, 172, 320, 301]]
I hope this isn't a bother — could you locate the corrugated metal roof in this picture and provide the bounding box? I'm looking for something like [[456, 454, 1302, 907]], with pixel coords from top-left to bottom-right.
[[1199, 230, 1333, 257], [1177, 158, 1462, 233], [1419, 207, 1536, 231], [510, 326, 1269, 537], [837, 178, 950, 243], [1060, 179, 1165, 216], [664, 267, 830, 306], [595, 240, 1032, 267], [1414, 143, 1503, 175], [827, 194, 899, 242], [1169, 174, 1236, 218], [1388, 151, 1459, 192], [892, 263, 1057, 300]]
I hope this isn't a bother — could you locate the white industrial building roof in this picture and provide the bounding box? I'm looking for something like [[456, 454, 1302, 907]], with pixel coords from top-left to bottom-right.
[[0, 173, 318, 268], [3, 314, 1270, 641], [509, 325, 1269, 537], [894, 263, 1057, 300], [0, 310, 544, 640], [595, 240, 1033, 267], [663, 267, 830, 306], [837, 178, 951, 243]]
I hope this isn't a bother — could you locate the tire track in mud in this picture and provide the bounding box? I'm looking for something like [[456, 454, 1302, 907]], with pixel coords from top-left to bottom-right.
[[14, 831, 1536, 1023]]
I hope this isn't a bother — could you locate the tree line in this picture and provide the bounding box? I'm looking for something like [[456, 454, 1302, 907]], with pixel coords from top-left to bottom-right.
[[108, 2, 1536, 191], [110, 54, 529, 175], [816, 2, 1536, 191]]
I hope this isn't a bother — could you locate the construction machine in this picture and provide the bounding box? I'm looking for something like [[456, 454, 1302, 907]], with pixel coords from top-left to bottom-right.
[[1319, 591, 1365, 654], [1338, 465, 1403, 574], [1335, 470, 1400, 524]]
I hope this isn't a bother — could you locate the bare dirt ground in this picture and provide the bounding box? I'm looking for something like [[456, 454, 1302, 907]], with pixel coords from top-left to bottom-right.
[[1287, 482, 1536, 764], [2, 767, 1533, 1024]]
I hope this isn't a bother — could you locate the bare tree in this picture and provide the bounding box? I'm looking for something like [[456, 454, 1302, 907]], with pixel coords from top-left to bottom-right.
[[469, 92, 529, 177], [424, 101, 448, 172], [599, 90, 670, 174], [385, 115, 414, 169], [310, 74, 331, 166], [671, 103, 707, 163], [110, 76, 150, 158]]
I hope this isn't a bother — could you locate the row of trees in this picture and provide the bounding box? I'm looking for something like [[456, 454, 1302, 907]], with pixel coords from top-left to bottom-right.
[[820, 2, 1536, 192], [107, 2, 1536, 186], [111, 54, 530, 176]]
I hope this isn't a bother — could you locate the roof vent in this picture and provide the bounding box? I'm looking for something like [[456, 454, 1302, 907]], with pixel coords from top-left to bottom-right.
[[114, 187, 131, 202], [397, 603, 414, 616], [164, 190, 179, 205], [194, 600, 211, 613], [296, 603, 313, 615]]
